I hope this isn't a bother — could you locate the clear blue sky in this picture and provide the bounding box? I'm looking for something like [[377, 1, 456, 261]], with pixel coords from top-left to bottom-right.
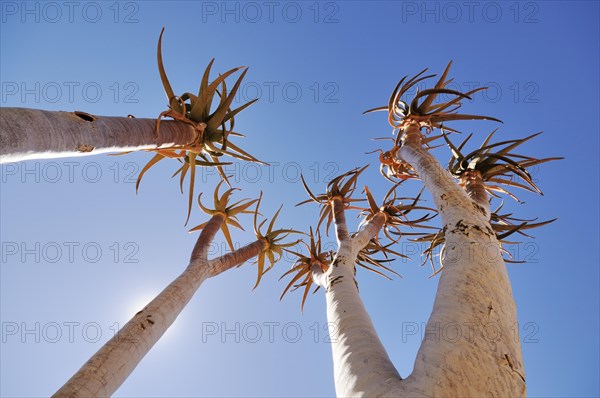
[[1, 1, 598, 397]]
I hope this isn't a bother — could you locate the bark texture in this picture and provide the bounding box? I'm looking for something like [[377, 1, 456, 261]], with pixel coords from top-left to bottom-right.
[[461, 170, 491, 219], [312, 202, 404, 396], [53, 214, 266, 397], [0, 107, 194, 163], [312, 126, 525, 397], [397, 125, 525, 397]]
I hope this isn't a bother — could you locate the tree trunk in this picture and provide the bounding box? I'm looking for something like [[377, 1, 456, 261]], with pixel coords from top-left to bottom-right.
[[0, 107, 194, 163], [53, 214, 266, 397], [396, 124, 526, 397], [312, 125, 525, 397], [312, 201, 405, 396]]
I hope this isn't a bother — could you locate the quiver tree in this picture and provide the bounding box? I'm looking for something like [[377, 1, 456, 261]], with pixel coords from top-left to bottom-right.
[[1, 22, 561, 395], [279, 62, 560, 397], [282, 168, 434, 396], [44, 29, 298, 397], [53, 184, 298, 397], [0, 28, 264, 218]]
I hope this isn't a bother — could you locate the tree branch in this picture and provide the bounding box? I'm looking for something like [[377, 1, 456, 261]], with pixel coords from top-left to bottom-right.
[[331, 197, 349, 243], [190, 214, 225, 264], [208, 239, 267, 277], [0, 107, 196, 163], [353, 213, 386, 249], [311, 262, 328, 288]]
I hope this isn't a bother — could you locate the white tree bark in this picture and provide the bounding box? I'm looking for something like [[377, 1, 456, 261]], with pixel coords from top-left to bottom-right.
[[397, 124, 525, 397], [4, 106, 527, 396], [53, 214, 266, 397], [312, 124, 525, 397], [312, 201, 405, 396], [0, 107, 195, 163]]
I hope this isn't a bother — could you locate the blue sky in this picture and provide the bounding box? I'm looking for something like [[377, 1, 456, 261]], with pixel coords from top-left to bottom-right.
[[1, 1, 598, 397]]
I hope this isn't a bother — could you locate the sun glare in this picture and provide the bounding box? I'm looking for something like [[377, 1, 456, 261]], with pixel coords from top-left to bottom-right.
[[121, 292, 183, 341]]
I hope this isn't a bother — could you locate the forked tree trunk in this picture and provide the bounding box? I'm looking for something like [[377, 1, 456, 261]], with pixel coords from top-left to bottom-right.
[[4, 106, 526, 396], [397, 124, 525, 396], [0, 108, 193, 163], [53, 214, 266, 397], [312, 206, 404, 396], [311, 124, 525, 397]]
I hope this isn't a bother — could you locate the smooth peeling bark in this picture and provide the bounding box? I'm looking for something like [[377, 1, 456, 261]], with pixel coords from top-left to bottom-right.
[[0, 107, 196, 163], [313, 200, 404, 397], [396, 124, 525, 397], [54, 214, 266, 398]]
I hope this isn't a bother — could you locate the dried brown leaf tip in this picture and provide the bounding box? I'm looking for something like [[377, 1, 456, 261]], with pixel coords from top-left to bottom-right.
[[368, 145, 419, 182], [364, 61, 501, 143], [252, 192, 302, 290], [442, 129, 563, 202], [296, 166, 368, 235], [134, 28, 265, 224], [280, 227, 333, 311], [490, 203, 556, 263]]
